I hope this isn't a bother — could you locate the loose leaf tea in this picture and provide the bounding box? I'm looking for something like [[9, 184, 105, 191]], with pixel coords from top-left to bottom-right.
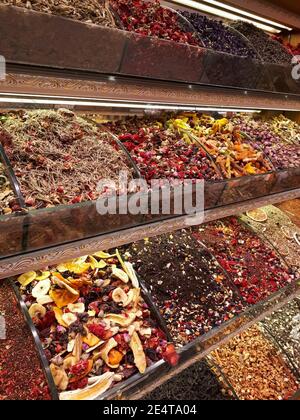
[[124, 230, 244, 346], [241, 205, 300, 277], [18, 251, 177, 399], [143, 360, 235, 400], [117, 126, 221, 183], [263, 299, 300, 371], [195, 218, 295, 305], [0, 109, 133, 209], [111, 0, 201, 46], [0, 0, 116, 27], [211, 325, 299, 400], [0, 280, 51, 400], [230, 21, 292, 65], [232, 114, 300, 170], [181, 12, 258, 58]]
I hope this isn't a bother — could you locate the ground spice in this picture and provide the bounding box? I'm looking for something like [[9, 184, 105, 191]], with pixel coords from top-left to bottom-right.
[[210, 325, 299, 400], [241, 205, 300, 277], [0, 109, 133, 209], [0, 0, 116, 27], [124, 230, 244, 346], [263, 299, 300, 371], [143, 360, 234, 400], [195, 217, 295, 305], [0, 280, 51, 400]]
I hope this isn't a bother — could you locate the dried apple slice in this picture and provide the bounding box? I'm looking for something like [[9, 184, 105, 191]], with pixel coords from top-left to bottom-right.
[[32, 279, 51, 299], [17, 271, 37, 287], [68, 302, 85, 313], [124, 262, 139, 288], [104, 312, 136, 327], [112, 287, 128, 306], [59, 372, 114, 400], [129, 332, 147, 374], [62, 313, 77, 327], [28, 303, 46, 319]]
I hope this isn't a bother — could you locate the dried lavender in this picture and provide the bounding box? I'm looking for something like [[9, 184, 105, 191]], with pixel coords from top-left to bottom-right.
[[181, 12, 258, 58], [0, 0, 116, 27], [231, 21, 293, 65], [263, 299, 300, 371], [0, 109, 133, 209]]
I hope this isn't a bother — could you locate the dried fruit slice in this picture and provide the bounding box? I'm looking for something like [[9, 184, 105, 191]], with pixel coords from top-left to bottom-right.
[[72, 334, 83, 362], [100, 338, 118, 368], [17, 271, 37, 287], [52, 274, 79, 296], [35, 271, 51, 281], [50, 364, 69, 392], [125, 288, 140, 311], [63, 355, 77, 371], [108, 349, 123, 367], [93, 251, 115, 259], [112, 267, 129, 283], [129, 332, 147, 374], [32, 279, 51, 299], [89, 256, 107, 270], [105, 312, 136, 327], [59, 372, 114, 400], [124, 262, 139, 288], [62, 313, 77, 327], [68, 302, 85, 313], [53, 307, 68, 328], [36, 295, 54, 305], [50, 288, 79, 309], [69, 359, 93, 384], [83, 333, 101, 348], [28, 303, 46, 319], [246, 209, 268, 222], [112, 287, 128, 306]]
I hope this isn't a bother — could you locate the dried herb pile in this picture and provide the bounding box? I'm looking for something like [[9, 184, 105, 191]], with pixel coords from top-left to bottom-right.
[[0, 163, 19, 215], [263, 299, 300, 371], [143, 360, 235, 400], [0, 280, 51, 400], [124, 230, 244, 346], [211, 325, 299, 400], [1, 0, 116, 27], [0, 109, 133, 209]]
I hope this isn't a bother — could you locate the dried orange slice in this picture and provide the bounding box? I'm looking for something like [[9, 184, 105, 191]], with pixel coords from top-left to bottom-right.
[[246, 209, 268, 223]]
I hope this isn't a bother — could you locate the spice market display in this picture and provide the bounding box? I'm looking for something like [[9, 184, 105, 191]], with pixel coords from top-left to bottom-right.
[[0, 0, 300, 403]]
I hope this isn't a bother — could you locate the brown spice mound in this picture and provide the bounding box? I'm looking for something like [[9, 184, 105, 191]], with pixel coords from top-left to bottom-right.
[[211, 325, 299, 400], [0, 109, 133, 209], [0, 0, 116, 27], [0, 280, 51, 400]]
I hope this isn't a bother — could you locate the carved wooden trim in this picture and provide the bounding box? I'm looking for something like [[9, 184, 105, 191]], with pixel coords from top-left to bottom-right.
[[0, 189, 299, 280], [1, 72, 300, 111]]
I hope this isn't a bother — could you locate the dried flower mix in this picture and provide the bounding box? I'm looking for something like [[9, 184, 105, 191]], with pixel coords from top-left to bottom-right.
[[211, 325, 299, 400], [111, 0, 201, 46], [124, 230, 244, 346], [241, 205, 300, 277], [167, 113, 273, 178], [180, 12, 258, 58], [117, 126, 221, 183], [0, 0, 116, 27], [0, 109, 133, 209], [143, 359, 235, 400], [232, 114, 300, 170], [195, 217, 295, 305], [263, 299, 300, 371], [17, 251, 176, 400], [230, 21, 293, 65], [270, 115, 300, 145], [0, 280, 51, 400]]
